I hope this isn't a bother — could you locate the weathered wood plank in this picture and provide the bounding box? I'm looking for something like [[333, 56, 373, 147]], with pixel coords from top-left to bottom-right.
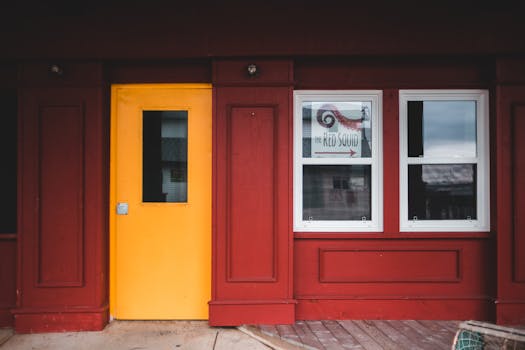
[[419, 319, 458, 346], [306, 321, 342, 350], [258, 324, 279, 337], [371, 320, 422, 349], [434, 320, 461, 334], [276, 324, 302, 344], [386, 320, 439, 349], [403, 320, 450, 349], [339, 320, 384, 350], [323, 320, 364, 349], [293, 320, 325, 349], [353, 320, 399, 350]]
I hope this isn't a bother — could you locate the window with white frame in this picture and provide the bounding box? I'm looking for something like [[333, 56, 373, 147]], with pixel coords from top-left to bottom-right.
[[399, 90, 490, 232], [294, 91, 382, 232]]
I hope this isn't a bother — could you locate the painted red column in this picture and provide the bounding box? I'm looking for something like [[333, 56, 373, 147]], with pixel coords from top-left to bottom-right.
[[14, 63, 108, 333], [495, 57, 525, 325], [209, 60, 295, 325]]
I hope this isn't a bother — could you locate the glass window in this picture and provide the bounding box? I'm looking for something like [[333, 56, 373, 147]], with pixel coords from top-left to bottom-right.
[[294, 91, 382, 232], [400, 90, 489, 231], [143, 111, 188, 203]]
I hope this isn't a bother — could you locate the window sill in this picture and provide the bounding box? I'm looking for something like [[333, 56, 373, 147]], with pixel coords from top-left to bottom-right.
[[294, 231, 494, 239]]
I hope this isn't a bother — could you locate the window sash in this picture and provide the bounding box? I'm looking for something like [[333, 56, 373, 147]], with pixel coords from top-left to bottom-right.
[[399, 90, 490, 232], [294, 90, 383, 232]]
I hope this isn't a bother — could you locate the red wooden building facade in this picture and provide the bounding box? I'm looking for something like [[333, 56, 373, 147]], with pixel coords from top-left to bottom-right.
[[0, 2, 524, 333]]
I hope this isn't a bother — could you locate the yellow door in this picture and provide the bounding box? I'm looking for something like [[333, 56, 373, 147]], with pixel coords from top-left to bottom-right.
[[110, 84, 211, 319]]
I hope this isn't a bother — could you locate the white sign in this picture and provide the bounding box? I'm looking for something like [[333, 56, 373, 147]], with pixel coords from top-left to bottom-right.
[[311, 102, 363, 158]]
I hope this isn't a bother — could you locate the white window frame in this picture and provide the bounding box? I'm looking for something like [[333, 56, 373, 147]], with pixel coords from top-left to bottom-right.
[[399, 89, 490, 232], [293, 90, 383, 232]]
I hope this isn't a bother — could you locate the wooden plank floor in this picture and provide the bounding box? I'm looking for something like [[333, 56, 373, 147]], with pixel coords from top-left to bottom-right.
[[252, 320, 461, 350]]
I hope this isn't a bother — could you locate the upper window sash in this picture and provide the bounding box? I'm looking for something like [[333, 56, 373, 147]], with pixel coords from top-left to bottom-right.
[[294, 90, 383, 232], [399, 90, 490, 232]]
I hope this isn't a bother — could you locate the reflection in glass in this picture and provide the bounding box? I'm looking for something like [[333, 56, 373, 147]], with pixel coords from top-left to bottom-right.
[[408, 101, 476, 158], [408, 164, 477, 220], [302, 101, 372, 158], [303, 165, 371, 220], [143, 111, 188, 203]]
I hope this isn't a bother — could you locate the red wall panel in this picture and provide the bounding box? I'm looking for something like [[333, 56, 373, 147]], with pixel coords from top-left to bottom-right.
[[38, 105, 84, 287], [512, 105, 525, 283], [0, 239, 16, 327], [496, 82, 525, 325], [295, 238, 494, 320], [319, 249, 460, 283], [210, 60, 295, 325], [228, 107, 276, 281], [15, 63, 108, 333]]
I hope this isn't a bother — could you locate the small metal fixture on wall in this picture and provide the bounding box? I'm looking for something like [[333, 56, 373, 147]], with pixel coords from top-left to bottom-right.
[[246, 63, 259, 77], [49, 64, 64, 76]]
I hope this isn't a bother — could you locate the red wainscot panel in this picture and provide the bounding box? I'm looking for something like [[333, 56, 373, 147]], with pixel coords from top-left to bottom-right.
[[0, 238, 16, 327], [495, 65, 525, 325], [294, 238, 494, 321], [14, 63, 108, 333], [209, 60, 295, 326]]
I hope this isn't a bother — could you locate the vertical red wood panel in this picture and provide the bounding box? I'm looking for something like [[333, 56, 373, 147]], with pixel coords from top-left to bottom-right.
[[15, 63, 108, 333], [38, 106, 84, 286], [228, 107, 275, 281], [0, 239, 17, 327], [382, 89, 399, 233], [496, 81, 525, 325], [512, 105, 525, 282], [210, 59, 295, 326]]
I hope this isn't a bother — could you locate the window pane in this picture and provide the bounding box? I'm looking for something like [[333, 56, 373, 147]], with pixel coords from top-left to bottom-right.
[[408, 101, 476, 158], [143, 111, 188, 203], [303, 165, 371, 220], [408, 164, 477, 220], [303, 101, 372, 158]]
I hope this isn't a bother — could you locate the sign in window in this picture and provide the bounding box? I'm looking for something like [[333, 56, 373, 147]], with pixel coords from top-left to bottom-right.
[[294, 91, 382, 232]]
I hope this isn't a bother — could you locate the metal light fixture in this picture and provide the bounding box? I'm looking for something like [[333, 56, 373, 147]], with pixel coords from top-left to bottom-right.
[[246, 63, 259, 77], [49, 64, 64, 76]]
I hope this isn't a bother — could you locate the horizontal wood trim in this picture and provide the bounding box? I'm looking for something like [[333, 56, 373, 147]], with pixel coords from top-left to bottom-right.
[[496, 302, 525, 325], [296, 298, 493, 321], [19, 62, 104, 87], [294, 57, 492, 89], [0, 234, 17, 240], [209, 300, 296, 326], [109, 60, 211, 83], [0, 308, 14, 327], [213, 60, 293, 86], [13, 307, 109, 333]]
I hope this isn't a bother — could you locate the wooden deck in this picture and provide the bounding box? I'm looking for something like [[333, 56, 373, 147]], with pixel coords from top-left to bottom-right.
[[244, 320, 461, 350]]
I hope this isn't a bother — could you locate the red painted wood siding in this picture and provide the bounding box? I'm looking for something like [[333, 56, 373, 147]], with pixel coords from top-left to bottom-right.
[[228, 106, 276, 282], [210, 60, 295, 325], [292, 60, 496, 322], [15, 63, 108, 333], [0, 239, 16, 327], [496, 78, 525, 325]]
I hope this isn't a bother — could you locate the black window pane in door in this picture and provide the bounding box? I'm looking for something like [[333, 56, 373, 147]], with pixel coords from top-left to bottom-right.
[[143, 111, 188, 203]]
